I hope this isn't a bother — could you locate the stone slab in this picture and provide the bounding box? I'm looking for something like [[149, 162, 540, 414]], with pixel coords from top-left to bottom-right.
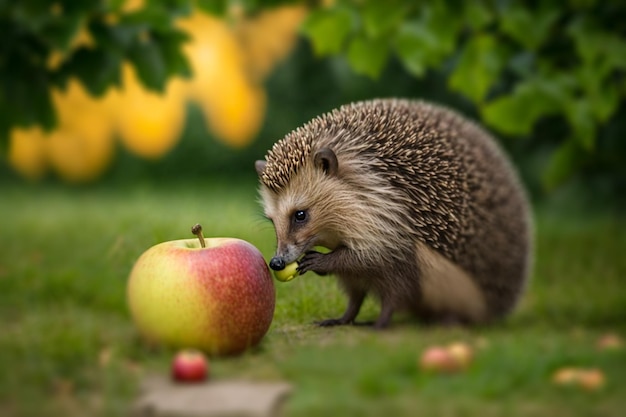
[[132, 376, 293, 417]]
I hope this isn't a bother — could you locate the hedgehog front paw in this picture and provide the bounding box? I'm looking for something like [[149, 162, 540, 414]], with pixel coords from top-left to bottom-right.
[[297, 251, 329, 275], [315, 318, 351, 327]]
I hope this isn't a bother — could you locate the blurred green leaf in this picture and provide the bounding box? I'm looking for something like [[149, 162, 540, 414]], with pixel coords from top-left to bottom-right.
[[0, 62, 56, 136], [481, 95, 529, 135], [394, 21, 437, 77], [568, 22, 623, 126], [301, 7, 354, 56], [564, 99, 595, 150], [107, 0, 128, 12], [574, 63, 620, 123], [155, 31, 192, 79], [607, 38, 626, 70], [362, 0, 409, 38], [127, 37, 167, 92], [347, 36, 388, 79], [60, 47, 123, 95], [568, 0, 599, 8], [449, 34, 506, 103], [5, 1, 55, 33], [500, 5, 558, 50], [425, 0, 461, 53], [41, 13, 84, 51], [568, 18, 608, 66], [568, 18, 626, 77], [590, 85, 619, 123], [90, 19, 133, 52], [155, 0, 193, 16], [463, 1, 494, 30], [542, 140, 584, 191], [507, 51, 536, 78], [481, 76, 568, 135], [195, 0, 228, 15], [120, 8, 173, 32], [394, 2, 461, 78]]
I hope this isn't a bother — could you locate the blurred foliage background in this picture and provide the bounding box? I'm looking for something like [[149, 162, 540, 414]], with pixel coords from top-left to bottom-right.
[[1, 0, 625, 209]]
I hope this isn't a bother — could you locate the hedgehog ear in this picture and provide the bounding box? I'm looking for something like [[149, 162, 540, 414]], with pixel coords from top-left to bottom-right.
[[314, 148, 338, 177], [255, 160, 267, 177]]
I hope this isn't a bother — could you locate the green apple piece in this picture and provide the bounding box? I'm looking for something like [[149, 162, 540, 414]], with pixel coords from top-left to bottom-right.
[[273, 261, 299, 282], [313, 246, 331, 254], [272, 246, 331, 282]]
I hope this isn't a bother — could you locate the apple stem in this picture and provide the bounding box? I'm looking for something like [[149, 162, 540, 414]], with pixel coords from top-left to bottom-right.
[[191, 224, 206, 248]]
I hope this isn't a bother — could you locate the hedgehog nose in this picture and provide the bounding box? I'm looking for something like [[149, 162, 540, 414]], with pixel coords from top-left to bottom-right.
[[269, 256, 286, 271]]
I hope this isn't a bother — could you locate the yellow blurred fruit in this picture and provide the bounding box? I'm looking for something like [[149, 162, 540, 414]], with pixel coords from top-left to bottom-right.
[[47, 80, 117, 183], [122, 0, 144, 13], [115, 65, 187, 159], [196, 77, 266, 148], [552, 367, 580, 385], [177, 13, 242, 99], [234, 5, 308, 81], [54, 80, 118, 134], [7, 127, 48, 180], [178, 12, 266, 148], [446, 342, 474, 369], [46, 127, 114, 183]]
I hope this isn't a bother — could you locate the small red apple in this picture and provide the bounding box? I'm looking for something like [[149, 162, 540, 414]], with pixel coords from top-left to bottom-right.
[[172, 349, 209, 382], [419, 346, 458, 373], [127, 224, 275, 356]]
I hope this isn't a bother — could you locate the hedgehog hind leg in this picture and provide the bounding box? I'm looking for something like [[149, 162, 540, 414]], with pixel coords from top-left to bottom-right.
[[316, 288, 366, 327], [317, 296, 396, 329], [372, 300, 395, 329]]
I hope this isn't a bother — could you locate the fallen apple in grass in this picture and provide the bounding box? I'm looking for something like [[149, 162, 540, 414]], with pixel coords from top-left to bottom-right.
[[596, 333, 623, 351], [552, 367, 583, 386], [447, 342, 473, 369], [552, 367, 606, 391], [419, 342, 475, 373], [419, 346, 457, 373], [577, 368, 606, 391], [172, 349, 209, 382], [127, 224, 275, 356]]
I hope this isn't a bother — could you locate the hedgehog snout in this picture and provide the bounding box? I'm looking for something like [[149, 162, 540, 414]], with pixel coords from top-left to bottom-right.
[[269, 256, 286, 271]]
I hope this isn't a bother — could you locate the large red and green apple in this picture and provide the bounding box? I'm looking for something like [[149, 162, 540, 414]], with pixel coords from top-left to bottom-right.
[[127, 225, 275, 356]]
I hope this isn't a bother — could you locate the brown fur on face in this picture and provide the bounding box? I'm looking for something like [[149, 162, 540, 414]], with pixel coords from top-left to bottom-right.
[[257, 149, 411, 266]]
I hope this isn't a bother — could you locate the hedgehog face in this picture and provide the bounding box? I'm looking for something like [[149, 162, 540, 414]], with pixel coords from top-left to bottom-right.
[[256, 148, 343, 268]]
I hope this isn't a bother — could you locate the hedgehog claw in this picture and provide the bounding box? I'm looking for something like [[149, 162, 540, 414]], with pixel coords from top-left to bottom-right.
[[297, 250, 328, 275]]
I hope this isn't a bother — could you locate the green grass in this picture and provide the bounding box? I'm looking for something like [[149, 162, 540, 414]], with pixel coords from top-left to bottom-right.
[[1, 179, 625, 417]]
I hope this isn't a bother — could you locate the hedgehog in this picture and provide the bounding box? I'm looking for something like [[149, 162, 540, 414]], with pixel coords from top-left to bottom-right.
[[255, 98, 533, 329]]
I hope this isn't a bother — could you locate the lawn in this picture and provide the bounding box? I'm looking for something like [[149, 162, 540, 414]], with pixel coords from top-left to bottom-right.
[[1, 177, 625, 417]]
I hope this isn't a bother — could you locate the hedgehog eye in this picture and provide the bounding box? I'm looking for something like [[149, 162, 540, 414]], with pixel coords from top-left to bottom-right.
[[294, 210, 307, 223]]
